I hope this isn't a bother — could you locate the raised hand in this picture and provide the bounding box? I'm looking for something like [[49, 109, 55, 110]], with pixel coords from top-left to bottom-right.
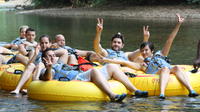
[[43, 56, 53, 68], [161, 13, 184, 56], [143, 25, 150, 42], [34, 44, 41, 55], [96, 18, 103, 33], [176, 13, 184, 23]]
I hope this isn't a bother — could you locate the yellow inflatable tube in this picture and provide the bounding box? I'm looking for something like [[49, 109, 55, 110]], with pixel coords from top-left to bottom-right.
[[0, 63, 24, 89], [0, 64, 10, 77], [0, 63, 31, 91], [28, 80, 127, 101], [0, 63, 24, 76], [129, 65, 200, 96]]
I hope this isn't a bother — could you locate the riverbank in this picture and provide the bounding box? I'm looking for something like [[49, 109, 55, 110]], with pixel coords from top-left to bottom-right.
[[17, 5, 200, 19], [0, 0, 31, 9]]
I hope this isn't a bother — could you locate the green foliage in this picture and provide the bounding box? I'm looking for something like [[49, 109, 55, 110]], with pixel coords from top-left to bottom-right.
[[32, 0, 71, 8], [31, 0, 200, 8], [187, 0, 200, 4], [109, 0, 186, 5]]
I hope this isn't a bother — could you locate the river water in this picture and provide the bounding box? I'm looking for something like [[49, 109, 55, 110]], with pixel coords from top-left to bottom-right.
[[0, 10, 200, 112]]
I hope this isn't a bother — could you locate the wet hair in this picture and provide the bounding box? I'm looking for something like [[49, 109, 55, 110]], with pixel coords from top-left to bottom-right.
[[140, 42, 155, 52], [111, 32, 125, 44], [26, 28, 35, 34], [39, 34, 51, 42], [19, 25, 29, 32]]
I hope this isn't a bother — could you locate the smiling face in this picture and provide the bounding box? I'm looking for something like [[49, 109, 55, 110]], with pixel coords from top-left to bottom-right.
[[45, 50, 57, 64], [40, 37, 51, 51], [19, 28, 28, 38], [140, 45, 153, 59], [111, 38, 124, 51], [26, 31, 36, 42], [55, 35, 65, 47]]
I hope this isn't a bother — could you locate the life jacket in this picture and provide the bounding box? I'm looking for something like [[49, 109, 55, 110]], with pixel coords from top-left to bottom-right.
[[77, 56, 98, 71], [106, 49, 128, 61], [70, 56, 98, 72]]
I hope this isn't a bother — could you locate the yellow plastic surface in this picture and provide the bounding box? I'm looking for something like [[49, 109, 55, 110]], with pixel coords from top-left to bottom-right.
[[28, 80, 127, 101]]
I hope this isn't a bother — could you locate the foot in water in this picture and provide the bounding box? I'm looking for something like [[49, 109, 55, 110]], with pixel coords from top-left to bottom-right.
[[111, 93, 127, 102], [10, 89, 27, 95], [134, 90, 148, 97], [20, 89, 27, 95], [191, 59, 200, 73], [188, 90, 199, 97], [159, 94, 166, 99], [10, 90, 19, 95]]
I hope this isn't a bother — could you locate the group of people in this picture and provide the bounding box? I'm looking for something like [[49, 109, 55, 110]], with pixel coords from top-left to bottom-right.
[[0, 13, 199, 102]]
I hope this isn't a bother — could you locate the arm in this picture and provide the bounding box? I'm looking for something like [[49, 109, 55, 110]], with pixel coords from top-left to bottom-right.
[[27, 44, 40, 65], [101, 57, 142, 71], [75, 49, 94, 57], [41, 66, 53, 81], [18, 44, 29, 56], [10, 44, 19, 50], [39, 57, 53, 81], [161, 14, 184, 56], [127, 26, 150, 61], [143, 25, 150, 42], [3, 39, 19, 49], [127, 49, 141, 62], [93, 18, 108, 57]]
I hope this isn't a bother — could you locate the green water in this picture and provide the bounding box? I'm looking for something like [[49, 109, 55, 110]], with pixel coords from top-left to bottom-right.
[[0, 11, 200, 64], [0, 10, 200, 112], [1, 89, 200, 111]]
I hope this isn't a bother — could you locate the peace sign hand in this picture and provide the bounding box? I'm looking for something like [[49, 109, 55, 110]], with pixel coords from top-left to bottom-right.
[[176, 13, 184, 23], [143, 25, 150, 42], [96, 18, 103, 33], [42, 56, 53, 68]]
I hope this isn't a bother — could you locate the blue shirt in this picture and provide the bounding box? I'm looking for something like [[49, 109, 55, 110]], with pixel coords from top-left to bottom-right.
[[11, 37, 26, 45], [106, 49, 128, 61], [34, 52, 42, 65], [145, 51, 172, 74], [62, 46, 76, 55], [52, 63, 79, 81]]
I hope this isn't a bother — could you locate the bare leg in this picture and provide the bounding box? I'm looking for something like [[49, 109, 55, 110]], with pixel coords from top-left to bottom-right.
[[0, 55, 5, 66], [0, 46, 12, 53], [15, 54, 29, 66], [10, 63, 35, 94], [3, 44, 12, 49], [106, 64, 138, 92], [32, 62, 45, 80], [90, 68, 116, 99], [28, 50, 35, 60], [67, 55, 78, 65], [171, 66, 193, 91], [158, 67, 170, 95]]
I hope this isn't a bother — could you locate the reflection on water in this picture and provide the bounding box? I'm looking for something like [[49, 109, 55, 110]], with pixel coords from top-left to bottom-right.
[[0, 11, 200, 111], [1, 88, 200, 112]]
